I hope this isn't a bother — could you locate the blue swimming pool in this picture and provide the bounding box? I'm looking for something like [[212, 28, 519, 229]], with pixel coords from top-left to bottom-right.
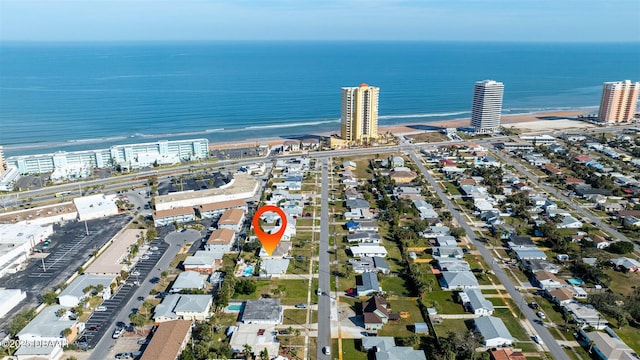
[[567, 278, 584, 285], [244, 266, 254, 277], [227, 304, 244, 312]]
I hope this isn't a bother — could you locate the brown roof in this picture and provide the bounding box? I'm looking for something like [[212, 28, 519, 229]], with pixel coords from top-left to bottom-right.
[[549, 287, 574, 302], [458, 178, 477, 186], [565, 177, 585, 184], [361, 295, 389, 318], [543, 163, 563, 174], [140, 320, 192, 360], [490, 349, 526, 360], [207, 228, 235, 245], [592, 234, 608, 243], [199, 199, 246, 212], [536, 271, 567, 284], [153, 207, 195, 219], [218, 209, 245, 226], [617, 210, 640, 217]]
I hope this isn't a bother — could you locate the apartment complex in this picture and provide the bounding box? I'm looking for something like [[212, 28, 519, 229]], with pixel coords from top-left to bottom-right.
[[7, 139, 209, 178], [340, 84, 379, 143], [598, 80, 640, 123], [471, 80, 504, 133]]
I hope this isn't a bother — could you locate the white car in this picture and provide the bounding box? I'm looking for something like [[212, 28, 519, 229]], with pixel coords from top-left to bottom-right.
[[537, 311, 546, 319], [140, 256, 150, 260], [150, 246, 158, 251], [323, 346, 331, 355], [533, 335, 544, 344], [95, 306, 107, 312], [131, 271, 141, 276]]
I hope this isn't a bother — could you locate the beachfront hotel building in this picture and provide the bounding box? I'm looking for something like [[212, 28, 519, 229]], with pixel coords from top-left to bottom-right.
[[471, 80, 504, 133], [340, 84, 379, 143], [598, 80, 640, 123], [7, 139, 209, 179]]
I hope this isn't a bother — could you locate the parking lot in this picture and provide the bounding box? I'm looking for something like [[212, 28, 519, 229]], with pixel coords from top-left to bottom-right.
[[0, 215, 132, 336], [77, 239, 169, 349]]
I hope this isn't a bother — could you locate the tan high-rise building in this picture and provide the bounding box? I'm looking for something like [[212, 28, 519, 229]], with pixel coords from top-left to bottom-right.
[[0, 146, 6, 175], [340, 84, 379, 143], [598, 80, 640, 123]]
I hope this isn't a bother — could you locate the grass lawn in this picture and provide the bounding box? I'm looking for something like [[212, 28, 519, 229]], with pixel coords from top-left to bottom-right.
[[278, 279, 314, 305], [231, 280, 272, 300], [489, 297, 507, 306], [378, 299, 425, 338], [492, 307, 529, 342], [380, 276, 410, 297], [434, 319, 469, 337], [615, 325, 640, 353], [333, 339, 367, 360], [283, 309, 308, 325], [515, 341, 538, 352], [423, 291, 465, 314], [536, 297, 565, 324], [443, 182, 461, 195], [605, 269, 639, 297]]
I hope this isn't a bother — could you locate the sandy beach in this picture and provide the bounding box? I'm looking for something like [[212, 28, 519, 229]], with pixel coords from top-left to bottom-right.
[[208, 110, 591, 150]]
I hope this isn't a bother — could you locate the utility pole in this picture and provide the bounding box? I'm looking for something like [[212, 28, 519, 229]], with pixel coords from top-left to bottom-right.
[[85, 220, 89, 236]]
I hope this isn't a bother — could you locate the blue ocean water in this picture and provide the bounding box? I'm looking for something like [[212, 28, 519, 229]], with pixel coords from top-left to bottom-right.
[[1, 41, 639, 156]]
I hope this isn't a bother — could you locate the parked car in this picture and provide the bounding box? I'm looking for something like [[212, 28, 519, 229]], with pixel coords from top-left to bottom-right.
[[529, 302, 539, 309], [533, 335, 544, 344], [112, 327, 125, 339], [140, 255, 150, 260], [115, 353, 132, 359], [537, 311, 546, 319], [323, 346, 331, 355], [95, 306, 107, 312], [150, 246, 159, 251], [86, 325, 100, 331], [295, 303, 307, 309], [131, 271, 141, 276]]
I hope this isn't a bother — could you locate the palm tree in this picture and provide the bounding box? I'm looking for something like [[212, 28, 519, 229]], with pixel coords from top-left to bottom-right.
[[242, 344, 253, 360]]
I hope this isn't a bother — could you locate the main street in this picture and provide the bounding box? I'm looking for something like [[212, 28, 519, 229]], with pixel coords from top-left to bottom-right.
[[488, 146, 639, 251], [316, 158, 331, 359], [409, 151, 570, 360]]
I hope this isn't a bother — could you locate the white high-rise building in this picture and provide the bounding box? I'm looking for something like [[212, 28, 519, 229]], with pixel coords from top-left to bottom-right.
[[471, 80, 504, 133], [598, 80, 640, 123], [341, 84, 379, 143]]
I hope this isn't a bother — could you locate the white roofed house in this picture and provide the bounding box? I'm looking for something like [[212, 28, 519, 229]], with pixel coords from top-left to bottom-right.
[[18, 305, 78, 347], [535, 271, 568, 290], [171, 271, 206, 293], [260, 258, 290, 277], [610, 257, 640, 273], [349, 244, 388, 258], [57, 274, 114, 308], [461, 288, 494, 316], [347, 232, 382, 244], [440, 271, 479, 290], [183, 250, 223, 274], [557, 215, 583, 229], [433, 247, 464, 259], [474, 316, 513, 348], [153, 294, 212, 322]]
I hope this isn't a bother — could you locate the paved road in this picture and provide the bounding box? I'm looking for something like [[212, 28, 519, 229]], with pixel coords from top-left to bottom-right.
[[409, 151, 570, 360], [87, 229, 198, 359], [489, 146, 639, 251], [316, 158, 331, 359]]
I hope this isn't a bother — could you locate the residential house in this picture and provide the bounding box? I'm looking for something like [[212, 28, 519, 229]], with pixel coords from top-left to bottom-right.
[[217, 209, 246, 232], [623, 216, 640, 227], [611, 257, 640, 273], [433, 247, 464, 259], [474, 316, 513, 348], [437, 258, 471, 272], [513, 248, 547, 261], [548, 288, 575, 306], [390, 156, 405, 168], [436, 236, 458, 247], [343, 161, 357, 170], [241, 299, 283, 324], [282, 140, 300, 152], [183, 251, 223, 274], [260, 259, 290, 277], [592, 234, 611, 249], [229, 324, 280, 358], [357, 272, 382, 297], [521, 259, 561, 274], [441, 271, 479, 290], [361, 336, 427, 360], [57, 274, 114, 308], [564, 302, 607, 329], [557, 215, 583, 229], [362, 295, 391, 331], [349, 244, 388, 258], [349, 257, 390, 274], [347, 232, 382, 244], [583, 330, 637, 360], [170, 271, 205, 293], [421, 226, 450, 238], [13, 345, 64, 360], [460, 288, 494, 316], [507, 236, 534, 249], [389, 168, 417, 183], [140, 320, 193, 360], [535, 271, 568, 290], [18, 305, 77, 347], [490, 349, 526, 360], [154, 294, 212, 322], [599, 202, 625, 213], [205, 228, 236, 253]]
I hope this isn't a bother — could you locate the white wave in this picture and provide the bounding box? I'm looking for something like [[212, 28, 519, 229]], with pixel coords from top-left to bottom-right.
[[243, 119, 340, 130], [379, 111, 469, 120]]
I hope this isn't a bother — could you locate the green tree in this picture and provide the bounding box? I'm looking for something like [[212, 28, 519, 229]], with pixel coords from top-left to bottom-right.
[[608, 241, 634, 254], [42, 290, 58, 305], [243, 343, 253, 360], [62, 328, 72, 337], [161, 270, 169, 286], [259, 348, 269, 360]]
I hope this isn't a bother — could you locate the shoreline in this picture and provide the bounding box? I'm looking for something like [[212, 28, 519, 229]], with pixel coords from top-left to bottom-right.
[[208, 110, 589, 150]]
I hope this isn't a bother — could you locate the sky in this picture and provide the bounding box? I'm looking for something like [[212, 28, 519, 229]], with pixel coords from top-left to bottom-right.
[[1, 0, 639, 42]]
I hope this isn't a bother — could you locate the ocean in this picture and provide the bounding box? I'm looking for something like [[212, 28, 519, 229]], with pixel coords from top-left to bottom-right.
[[1, 41, 639, 156]]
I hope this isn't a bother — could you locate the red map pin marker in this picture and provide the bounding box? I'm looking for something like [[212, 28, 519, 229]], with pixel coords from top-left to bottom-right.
[[252, 205, 287, 256]]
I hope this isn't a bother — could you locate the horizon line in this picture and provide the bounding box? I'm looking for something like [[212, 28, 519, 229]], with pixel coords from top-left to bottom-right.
[[1, 39, 639, 44]]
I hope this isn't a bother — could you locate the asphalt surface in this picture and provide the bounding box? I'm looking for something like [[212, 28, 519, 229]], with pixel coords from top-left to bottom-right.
[[0, 214, 132, 337], [316, 158, 331, 359], [87, 229, 199, 359], [410, 151, 570, 360], [489, 146, 639, 251]]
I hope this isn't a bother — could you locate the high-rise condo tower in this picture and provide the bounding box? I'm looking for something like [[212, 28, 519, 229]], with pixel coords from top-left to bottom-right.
[[341, 84, 379, 143], [471, 80, 504, 133]]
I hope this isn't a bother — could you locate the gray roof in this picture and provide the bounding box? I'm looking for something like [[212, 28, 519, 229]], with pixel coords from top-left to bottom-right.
[[18, 305, 75, 340], [261, 259, 290, 275], [373, 257, 390, 271], [611, 257, 640, 269], [346, 198, 370, 210], [154, 294, 212, 320], [376, 347, 427, 360], [14, 345, 60, 355], [464, 288, 494, 312], [357, 272, 381, 293], [58, 274, 114, 299], [413, 200, 432, 210], [184, 250, 223, 267], [442, 271, 479, 288], [242, 299, 282, 323], [347, 232, 382, 242], [362, 336, 396, 351], [513, 248, 547, 260], [437, 259, 471, 272], [434, 247, 464, 258], [172, 271, 205, 291], [474, 316, 513, 341]]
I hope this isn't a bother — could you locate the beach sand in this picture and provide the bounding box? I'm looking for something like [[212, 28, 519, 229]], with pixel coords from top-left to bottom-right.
[[208, 110, 589, 150]]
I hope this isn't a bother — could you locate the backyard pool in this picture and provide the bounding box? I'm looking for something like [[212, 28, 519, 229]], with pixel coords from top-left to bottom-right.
[[567, 278, 584, 285], [244, 266, 254, 277]]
